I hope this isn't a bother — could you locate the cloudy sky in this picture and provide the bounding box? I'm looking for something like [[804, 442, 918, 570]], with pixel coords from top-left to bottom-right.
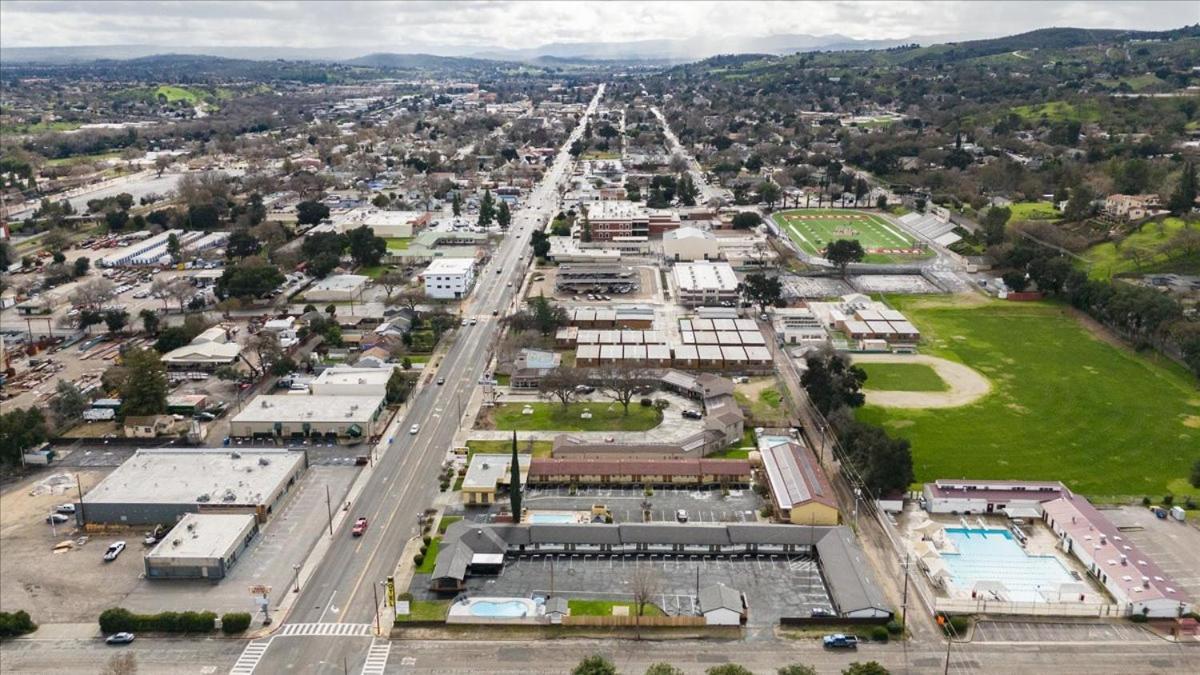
[[1, 0, 1196, 53]]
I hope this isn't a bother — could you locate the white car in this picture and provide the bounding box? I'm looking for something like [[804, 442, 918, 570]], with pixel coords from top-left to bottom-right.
[[103, 541, 126, 562], [409, 424, 420, 435]]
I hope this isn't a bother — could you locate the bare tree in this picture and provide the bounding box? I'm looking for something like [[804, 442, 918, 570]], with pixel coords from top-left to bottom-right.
[[244, 332, 282, 377], [376, 271, 407, 300], [630, 563, 662, 638], [391, 289, 423, 312], [100, 652, 137, 675], [154, 154, 172, 177], [538, 368, 586, 409], [166, 278, 195, 312], [596, 365, 655, 415], [69, 278, 117, 310]]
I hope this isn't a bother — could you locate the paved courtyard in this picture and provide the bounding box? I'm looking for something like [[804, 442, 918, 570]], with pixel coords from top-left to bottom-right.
[[973, 620, 1157, 643], [1103, 505, 1200, 602], [850, 274, 941, 294], [451, 553, 832, 628]]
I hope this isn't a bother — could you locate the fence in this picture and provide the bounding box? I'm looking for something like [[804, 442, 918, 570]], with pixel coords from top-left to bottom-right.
[[563, 615, 707, 628], [779, 616, 890, 627], [934, 597, 1124, 618]]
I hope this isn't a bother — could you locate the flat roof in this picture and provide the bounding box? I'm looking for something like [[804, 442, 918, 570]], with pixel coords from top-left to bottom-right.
[[462, 453, 532, 490], [312, 367, 393, 387], [673, 262, 738, 292], [83, 449, 305, 507], [310, 274, 369, 292], [424, 258, 475, 275], [231, 394, 384, 423], [145, 513, 257, 561]]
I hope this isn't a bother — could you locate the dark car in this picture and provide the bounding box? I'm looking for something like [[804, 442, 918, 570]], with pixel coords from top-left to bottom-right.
[[682, 410, 703, 420], [823, 634, 858, 649]]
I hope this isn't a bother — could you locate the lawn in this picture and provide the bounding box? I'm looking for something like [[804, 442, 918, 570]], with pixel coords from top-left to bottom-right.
[[1007, 201, 1060, 222], [773, 209, 931, 264], [1082, 217, 1199, 279], [707, 428, 757, 459], [567, 599, 665, 617], [358, 265, 389, 279], [465, 439, 554, 459], [490, 402, 662, 432], [1011, 100, 1101, 123], [735, 378, 790, 424], [854, 296, 1199, 500], [415, 537, 440, 574], [394, 600, 450, 623], [154, 85, 202, 104], [858, 363, 949, 392], [437, 515, 462, 534], [385, 237, 411, 251]]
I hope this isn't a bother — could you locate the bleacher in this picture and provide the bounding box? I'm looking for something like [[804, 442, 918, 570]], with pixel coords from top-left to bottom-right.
[[898, 212, 960, 246]]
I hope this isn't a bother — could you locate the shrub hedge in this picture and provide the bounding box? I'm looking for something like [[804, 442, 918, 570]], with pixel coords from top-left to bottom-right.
[[221, 612, 252, 634], [99, 607, 216, 634], [0, 611, 37, 638]]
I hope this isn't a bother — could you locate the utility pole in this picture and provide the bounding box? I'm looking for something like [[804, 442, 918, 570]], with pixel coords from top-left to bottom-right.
[[901, 552, 910, 629], [75, 473, 86, 523], [371, 580, 380, 636], [325, 484, 333, 537]]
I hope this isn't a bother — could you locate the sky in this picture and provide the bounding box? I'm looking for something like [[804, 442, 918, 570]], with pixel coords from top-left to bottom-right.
[[1, 0, 1197, 54]]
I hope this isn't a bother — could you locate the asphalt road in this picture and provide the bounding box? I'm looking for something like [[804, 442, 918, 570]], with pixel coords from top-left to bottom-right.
[[246, 84, 607, 675]]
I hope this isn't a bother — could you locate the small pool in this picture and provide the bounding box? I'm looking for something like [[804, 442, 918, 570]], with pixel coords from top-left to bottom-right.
[[469, 600, 531, 618], [528, 511, 580, 524], [942, 528, 1076, 603]]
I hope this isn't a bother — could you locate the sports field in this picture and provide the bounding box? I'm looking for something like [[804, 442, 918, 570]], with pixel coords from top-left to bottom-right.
[[855, 296, 1200, 500], [858, 362, 949, 392], [773, 209, 930, 264]]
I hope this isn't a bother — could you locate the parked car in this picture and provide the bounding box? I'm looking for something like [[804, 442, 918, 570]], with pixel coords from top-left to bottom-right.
[[56, 504, 77, 514], [352, 517, 369, 537], [103, 541, 127, 562], [810, 607, 836, 618], [194, 412, 216, 422], [409, 424, 420, 435], [437, 377, 445, 385], [823, 634, 858, 649], [675, 509, 689, 522], [574, 384, 595, 394], [46, 513, 70, 525], [105, 632, 135, 645], [682, 409, 703, 420]]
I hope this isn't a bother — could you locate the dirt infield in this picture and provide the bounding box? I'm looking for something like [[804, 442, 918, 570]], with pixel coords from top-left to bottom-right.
[[852, 353, 992, 408]]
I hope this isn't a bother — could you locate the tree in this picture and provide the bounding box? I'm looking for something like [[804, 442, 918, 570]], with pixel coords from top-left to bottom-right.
[[530, 230, 551, 259], [385, 368, 414, 404], [824, 239, 865, 276], [105, 209, 129, 231], [1168, 161, 1197, 216], [72, 256, 90, 278], [876, 195, 888, 210], [741, 273, 783, 313], [103, 309, 129, 334], [296, 200, 330, 226], [1002, 271, 1029, 292], [842, 662, 889, 675], [677, 173, 699, 206], [116, 348, 168, 417], [597, 365, 654, 415], [69, 278, 116, 310], [376, 271, 406, 299], [778, 666, 817, 675], [509, 432, 522, 517], [226, 229, 261, 259], [51, 380, 88, 428], [631, 564, 661, 619], [572, 656, 617, 675], [166, 233, 181, 263], [154, 154, 172, 177], [758, 181, 782, 209], [451, 192, 461, 216], [538, 369, 585, 408], [138, 309, 160, 335], [244, 333, 283, 377], [1063, 185, 1094, 222], [165, 278, 195, 312], [478, 190, 496, 227], [496, 200, 512, 229], [186, 203, 220, 230], [346, 226, 386, 267], [0, 407, 49, 465], [801, 346, 866, 416], [646, 665, 685, 675], [982, 206, 1011, 246], [216, 260, 285, 299], [731, 212, 762, 229], [706, 667, 753, 675]]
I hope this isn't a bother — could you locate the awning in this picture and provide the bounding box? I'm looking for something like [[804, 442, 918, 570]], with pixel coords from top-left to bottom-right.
[[1004, 505, 1041, 519], [347, 424, 363, 437]]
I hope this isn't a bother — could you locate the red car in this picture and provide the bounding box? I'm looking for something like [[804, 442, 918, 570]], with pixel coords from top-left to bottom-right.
[[352, 517, 368, 537]]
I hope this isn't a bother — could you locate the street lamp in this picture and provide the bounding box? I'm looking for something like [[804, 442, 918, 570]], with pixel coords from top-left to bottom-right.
[[292, 563, 302, 593]]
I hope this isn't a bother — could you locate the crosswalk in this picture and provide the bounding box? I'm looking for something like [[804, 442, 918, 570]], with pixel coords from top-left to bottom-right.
[[276, 622, 373, 637], [229, 639, 272, 675], [360, 639, 392, 675]]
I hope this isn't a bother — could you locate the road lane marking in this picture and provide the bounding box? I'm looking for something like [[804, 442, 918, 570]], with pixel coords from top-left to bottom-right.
[[276, 622, 372, 637], [317, 590, 338, 622]]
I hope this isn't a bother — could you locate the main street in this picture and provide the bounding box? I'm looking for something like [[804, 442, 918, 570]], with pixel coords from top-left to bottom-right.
[[239, 84, 607, 674]]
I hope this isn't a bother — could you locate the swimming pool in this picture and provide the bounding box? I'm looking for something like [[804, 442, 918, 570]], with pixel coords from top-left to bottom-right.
[[942, 528, 1076, 603], [468, 599, 533, 618], [528, 511, 579, 524]]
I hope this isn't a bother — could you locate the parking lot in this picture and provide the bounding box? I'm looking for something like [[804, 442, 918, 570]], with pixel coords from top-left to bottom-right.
[[459, 485, 763, 524], [455, 553, 832, 627], [1104, 505, 1200, 602], [973, 620, 1157, 643]]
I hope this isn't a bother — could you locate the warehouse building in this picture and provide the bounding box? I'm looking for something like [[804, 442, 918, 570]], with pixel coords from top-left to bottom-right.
[[143, 513, 259, 580], [78, 449, 307, 526], [756, 435, 839, 526], [309, 366, 394, 397], [663, 227, 720, 262], [229, 394, 387, 440]]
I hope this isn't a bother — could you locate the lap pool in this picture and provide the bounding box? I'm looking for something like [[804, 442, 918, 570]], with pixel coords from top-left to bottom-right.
[[942, 528, 1077, 603]]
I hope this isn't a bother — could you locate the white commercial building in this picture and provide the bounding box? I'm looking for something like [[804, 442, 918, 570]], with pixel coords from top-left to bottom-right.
[[331, 207, 430, 238], [422, 258, 476, 299], [672, 262, 740, 307], [229, 394, 387, 440], [663, 227, 720, 262], [305, 274, 369, 302], [144, 513, 259, 580], [309, 366, 394, 397]]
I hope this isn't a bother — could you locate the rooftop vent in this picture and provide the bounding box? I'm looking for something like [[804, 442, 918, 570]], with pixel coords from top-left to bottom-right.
[[259, 457, 270, 466], [231, 451, 241, 459], [197, 493, 211, 502]]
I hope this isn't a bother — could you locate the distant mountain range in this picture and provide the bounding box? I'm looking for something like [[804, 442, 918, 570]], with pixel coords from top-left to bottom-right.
[[0, 32, 962, 66]]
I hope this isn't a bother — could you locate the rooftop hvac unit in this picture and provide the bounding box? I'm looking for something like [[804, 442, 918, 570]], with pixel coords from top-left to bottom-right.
[[172, 539, 181, 546], [197, 493, 211, 502], [261, 399, 270, 408], [258, 457, 270, 466], [231, 451, 241, 459], [186, 522, 195, 531]]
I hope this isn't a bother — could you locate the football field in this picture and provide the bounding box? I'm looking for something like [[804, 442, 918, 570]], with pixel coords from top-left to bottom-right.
[[773, 209, 929, 263]]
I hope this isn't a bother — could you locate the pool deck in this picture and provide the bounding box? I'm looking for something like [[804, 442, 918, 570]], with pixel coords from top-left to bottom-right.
[[446, 596, 544, 625]]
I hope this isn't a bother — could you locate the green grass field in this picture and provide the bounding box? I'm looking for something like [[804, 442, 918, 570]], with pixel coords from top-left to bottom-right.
[[567, 600, 665, 617], [385, 237, 411, 251], [855, 296, 1199, 500], [1007, 201, 1060, 222], [1082, 217, 1200, 279], [490, 403, 662, 432], [858, 363, 949, 392], [1011, 100, 1101, 123], [465, 439, 553, 459], [154, 85, 202, 104], [773, 209, 930, 264], [414, 538, 440, 574], [394, 600, 449, 623]]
